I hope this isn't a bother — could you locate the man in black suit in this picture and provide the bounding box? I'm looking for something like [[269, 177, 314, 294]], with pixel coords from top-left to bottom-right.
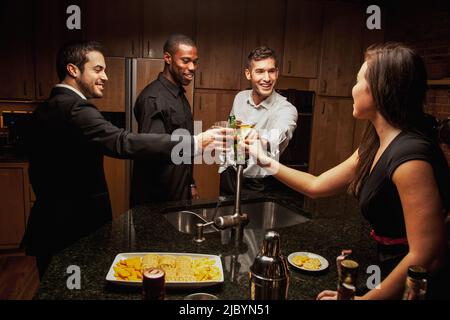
[[22, 41, 227, 278], [131, 34, 199, 205]]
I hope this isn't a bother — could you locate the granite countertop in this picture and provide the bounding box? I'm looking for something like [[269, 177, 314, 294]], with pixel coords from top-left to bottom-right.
[[36, 191, 377, 300]]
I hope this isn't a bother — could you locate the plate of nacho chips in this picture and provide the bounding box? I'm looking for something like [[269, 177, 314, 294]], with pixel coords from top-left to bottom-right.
[[287, 252, 329, 272], [106, 252, 224, 288]]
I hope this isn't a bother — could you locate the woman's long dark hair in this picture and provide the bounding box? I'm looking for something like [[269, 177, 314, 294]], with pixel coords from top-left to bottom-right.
[[349, 42, 429, 197]]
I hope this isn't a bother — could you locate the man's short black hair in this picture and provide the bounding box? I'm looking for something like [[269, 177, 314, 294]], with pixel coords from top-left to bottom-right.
[[56, 40, 104, 81], [163, 34, 196, 56], [247, 46, 277, 69]]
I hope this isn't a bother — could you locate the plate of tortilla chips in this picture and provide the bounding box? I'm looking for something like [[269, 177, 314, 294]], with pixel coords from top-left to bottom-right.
[[106, 252, 224, 288], [288, 252, 329, 272]]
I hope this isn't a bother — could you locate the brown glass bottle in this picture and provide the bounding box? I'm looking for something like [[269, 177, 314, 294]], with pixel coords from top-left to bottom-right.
[[142, 268, 165, 300], [402, 266, 427, 300], [337, 259, 359, 300]]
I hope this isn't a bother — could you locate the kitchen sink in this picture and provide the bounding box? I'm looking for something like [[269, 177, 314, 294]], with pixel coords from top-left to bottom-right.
[[162, 200, 310, 235]]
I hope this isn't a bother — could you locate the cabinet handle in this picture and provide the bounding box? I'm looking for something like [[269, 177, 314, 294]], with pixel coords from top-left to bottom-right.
[[288, 61, 291, 74], [131, 40, 135, 55], [322, 102, 326, 114], [199, 96, 202, 111], [38, 82, 43, 97], [147, 40, 150, 57], [23, 81, 27, 96]]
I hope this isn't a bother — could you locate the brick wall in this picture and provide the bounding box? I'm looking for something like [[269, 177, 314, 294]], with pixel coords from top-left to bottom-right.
[[426, 89, 450, 165], [386, 2, 450, 165]]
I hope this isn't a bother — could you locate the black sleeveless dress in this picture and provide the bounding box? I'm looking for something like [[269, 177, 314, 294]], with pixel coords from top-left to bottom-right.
[[358, 130, 450, 299]]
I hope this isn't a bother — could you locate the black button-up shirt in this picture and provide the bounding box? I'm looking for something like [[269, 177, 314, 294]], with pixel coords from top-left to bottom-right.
[[131, 73, 194, 205]]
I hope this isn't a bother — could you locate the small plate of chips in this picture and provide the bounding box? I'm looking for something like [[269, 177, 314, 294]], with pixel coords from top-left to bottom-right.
[[287, 252, 329, 272], [106, 252, 224, 288]]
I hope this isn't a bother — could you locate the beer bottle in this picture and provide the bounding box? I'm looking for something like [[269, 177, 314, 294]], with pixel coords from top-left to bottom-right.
[[336, 249, 352, 283], [228, 115, 236, 128], [228, 115, 238, 162], [402, 266, 427, 300], [337, 259, 359, 300], [142, 268, 165, 300]]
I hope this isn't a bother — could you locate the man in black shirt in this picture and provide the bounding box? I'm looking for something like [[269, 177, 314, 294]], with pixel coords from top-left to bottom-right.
[[132, 34, 199, 205]]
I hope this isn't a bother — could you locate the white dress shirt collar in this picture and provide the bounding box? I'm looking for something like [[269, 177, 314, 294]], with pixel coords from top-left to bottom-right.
[[247, 90, 276, 110], [55, 84, 87, 100]]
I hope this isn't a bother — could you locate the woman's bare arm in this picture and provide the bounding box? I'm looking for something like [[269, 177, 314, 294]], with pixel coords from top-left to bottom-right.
[[262, 149, 359, 199], [362, 160, 447, 299]]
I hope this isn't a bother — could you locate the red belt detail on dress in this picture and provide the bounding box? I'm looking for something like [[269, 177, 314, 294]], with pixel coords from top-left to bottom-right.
[[370, 230, 408, 245]]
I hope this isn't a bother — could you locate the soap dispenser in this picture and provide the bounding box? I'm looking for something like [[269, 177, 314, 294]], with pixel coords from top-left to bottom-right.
[[249, 231, 290, 300]]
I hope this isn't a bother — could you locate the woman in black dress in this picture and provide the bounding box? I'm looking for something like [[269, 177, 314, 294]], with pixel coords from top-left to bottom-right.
[[245, 43, 450, 299]]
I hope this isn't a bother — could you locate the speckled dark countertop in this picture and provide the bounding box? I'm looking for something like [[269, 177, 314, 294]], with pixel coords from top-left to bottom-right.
[[36, 190, 377, 300]]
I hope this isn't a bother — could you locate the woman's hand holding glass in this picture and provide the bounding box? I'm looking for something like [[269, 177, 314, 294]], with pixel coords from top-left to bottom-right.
[[241, 128, 273, 168]]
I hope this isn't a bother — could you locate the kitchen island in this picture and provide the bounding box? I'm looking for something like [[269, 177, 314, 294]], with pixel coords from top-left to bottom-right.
[[36, 191, 377, 300]]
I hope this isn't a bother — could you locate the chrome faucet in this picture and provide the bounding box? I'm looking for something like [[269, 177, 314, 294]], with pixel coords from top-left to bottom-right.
[[193, 164, 249, 245], [213, 164, 248, 246]]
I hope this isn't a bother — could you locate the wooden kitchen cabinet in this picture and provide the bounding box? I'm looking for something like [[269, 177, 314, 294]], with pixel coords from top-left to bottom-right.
[[309, 97, 356, 176], [34, 0, 83, 100], [195, 0, 245, 90], [192, 90, 237, 199], [282, 0, 323, 78], [83, 0, 141, 57], [142, 0, 195, 58], [305, 96, 357, 216], [318, 2, 365, 97], [95, 57, 128, 219], [240, 0, 286, 89], [104, 156, 130, 220], [0, 0, 35, 100], [0, 163, 30, 249]]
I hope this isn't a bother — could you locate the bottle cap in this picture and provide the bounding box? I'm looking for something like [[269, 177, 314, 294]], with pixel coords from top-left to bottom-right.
[[407, 265, 428, 279], [143, 268, 165, 300], [341, 259, 359, 269]]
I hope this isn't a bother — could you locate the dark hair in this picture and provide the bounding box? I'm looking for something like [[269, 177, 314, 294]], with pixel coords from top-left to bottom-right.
[[349, 42, 430, 196], [247, 46, 277, 69], [56, 40, 104, 81], [163, 34, 196, 56]]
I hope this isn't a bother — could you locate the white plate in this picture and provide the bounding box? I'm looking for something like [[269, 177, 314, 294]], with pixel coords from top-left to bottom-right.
[[287, 252, 329, 272], [106, 252, 224, 288]]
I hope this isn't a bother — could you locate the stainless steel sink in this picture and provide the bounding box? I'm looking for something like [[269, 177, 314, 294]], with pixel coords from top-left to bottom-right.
[[163, 200, 309, 235]]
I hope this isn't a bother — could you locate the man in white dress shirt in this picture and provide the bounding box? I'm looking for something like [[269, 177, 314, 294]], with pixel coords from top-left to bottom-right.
[[219, 47, 298, 195]]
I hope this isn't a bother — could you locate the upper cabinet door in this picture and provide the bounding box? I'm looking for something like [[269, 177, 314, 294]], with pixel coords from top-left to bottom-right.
[[282, 0, 323, 78], [0, 0, 34, 100], [142, 0, 195, 58], [34, 0, 83, 100], [308, 96, 356, 175], [195, 0, 245, 90], [318, 3, 365, 97], [84, 0, 141, 57], [241, 0, 286, 90]]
